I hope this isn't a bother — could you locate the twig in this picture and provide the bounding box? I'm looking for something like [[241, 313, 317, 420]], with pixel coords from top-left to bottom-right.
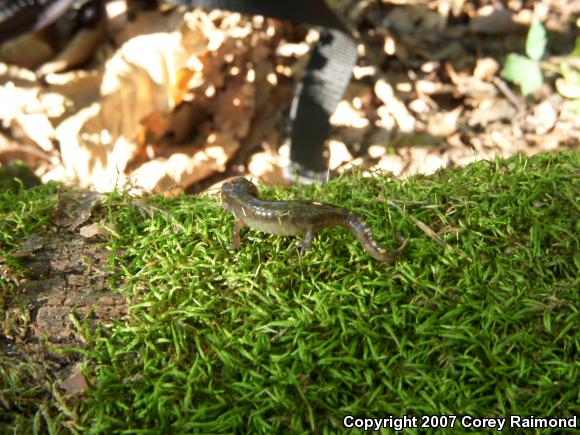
[[493, 77, 526, 112], [387, 199, 452, 249]]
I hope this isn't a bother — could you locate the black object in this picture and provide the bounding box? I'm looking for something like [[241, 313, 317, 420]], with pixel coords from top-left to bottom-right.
[[168, 0, 358, 179], [0, 0, 76, 43], [288, 27, 357, 175], [0, 0, 358, 180], [0, 0, 105, 45]]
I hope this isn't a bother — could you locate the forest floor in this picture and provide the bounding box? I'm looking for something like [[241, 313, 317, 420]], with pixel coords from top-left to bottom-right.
[[0, 0, 578, 192]]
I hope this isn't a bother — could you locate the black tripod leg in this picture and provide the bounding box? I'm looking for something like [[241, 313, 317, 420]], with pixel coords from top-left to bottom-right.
[[287, 28, 358, 177], [167, 0, 359, 179]]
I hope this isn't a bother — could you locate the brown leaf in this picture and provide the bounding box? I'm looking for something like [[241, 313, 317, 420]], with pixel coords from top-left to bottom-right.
[[79, 222, 109, 239], [60, 366, 88, 395], [473, 58, 500, 81], [427, 107, 462, 137], [130, 132, 239, 191], [55, 190, 105, 229]]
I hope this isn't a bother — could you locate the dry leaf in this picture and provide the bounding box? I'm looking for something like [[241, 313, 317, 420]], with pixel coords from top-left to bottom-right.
[[375, 79, 415, 132], [527, 100, 558, 135], [247, 151, 285, 184], [55, 190, 104, 229], [79, 222, 109, 239], [473, 57, 500, 81], [469, 100, 517, 127], [60, 366, 88, 395], [130, 132, 239, 191], [427, 107, 462, 137], [328, 140, 353, 170]]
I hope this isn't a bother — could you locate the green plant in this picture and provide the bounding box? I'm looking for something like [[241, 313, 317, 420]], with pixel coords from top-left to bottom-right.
[[501, 21, 548, 96], [501, 23, 580, 103]]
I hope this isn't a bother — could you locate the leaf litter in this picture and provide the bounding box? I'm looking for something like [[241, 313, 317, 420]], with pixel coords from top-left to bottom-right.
[[0, 0, 577, 190]]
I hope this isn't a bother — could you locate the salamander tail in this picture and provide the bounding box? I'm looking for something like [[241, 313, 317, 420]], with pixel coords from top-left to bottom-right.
[[345, 212, 408, 262]]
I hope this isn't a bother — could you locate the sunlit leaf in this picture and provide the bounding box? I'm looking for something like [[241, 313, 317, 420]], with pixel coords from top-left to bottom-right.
[[500, 54, 543, 96], [525, 21, 547, 61]]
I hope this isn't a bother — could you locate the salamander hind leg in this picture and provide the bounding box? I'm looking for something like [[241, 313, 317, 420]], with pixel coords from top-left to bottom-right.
[[290, 227, 315, 257]]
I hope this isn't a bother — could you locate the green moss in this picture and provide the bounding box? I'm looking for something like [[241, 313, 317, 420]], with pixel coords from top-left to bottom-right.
[[1, 151, 578, 433], [0, 180, 59, 291]]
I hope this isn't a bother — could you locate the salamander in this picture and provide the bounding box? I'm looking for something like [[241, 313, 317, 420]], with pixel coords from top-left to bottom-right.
[[220, 177, 408, 262]]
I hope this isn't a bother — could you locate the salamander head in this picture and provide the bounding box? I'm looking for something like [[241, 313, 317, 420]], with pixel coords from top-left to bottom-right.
[[220, 177, 259, 210], [221, 177, 259, 196]]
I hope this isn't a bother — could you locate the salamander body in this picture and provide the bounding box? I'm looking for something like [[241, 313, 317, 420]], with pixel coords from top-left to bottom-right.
[[220, 177, 407, 262]]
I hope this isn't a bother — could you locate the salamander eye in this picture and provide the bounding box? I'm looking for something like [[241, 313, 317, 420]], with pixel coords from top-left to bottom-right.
[[244, 181, 259, 196]]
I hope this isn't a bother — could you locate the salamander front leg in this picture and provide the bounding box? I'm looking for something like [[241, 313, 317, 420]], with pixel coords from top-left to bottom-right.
[[232, 220, 245, 249]]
